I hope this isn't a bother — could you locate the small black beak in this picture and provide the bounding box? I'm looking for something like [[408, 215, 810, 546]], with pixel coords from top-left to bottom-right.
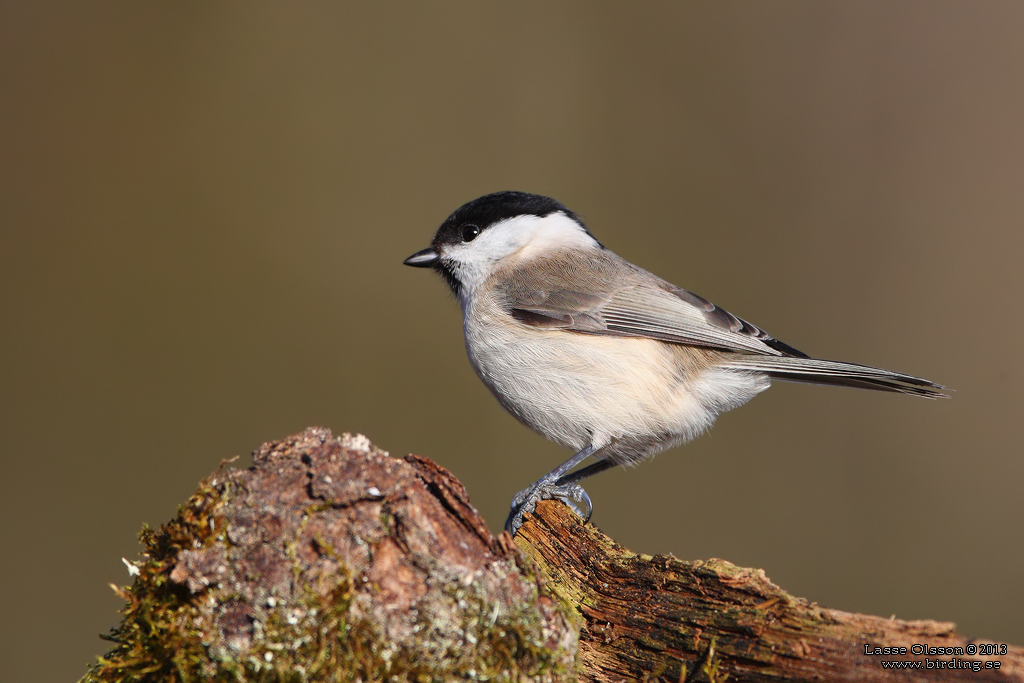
[[403, 247, 439, 268]]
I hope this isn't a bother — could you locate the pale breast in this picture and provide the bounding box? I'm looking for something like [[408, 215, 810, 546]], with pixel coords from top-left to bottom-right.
[[462, 292, 767, 462]]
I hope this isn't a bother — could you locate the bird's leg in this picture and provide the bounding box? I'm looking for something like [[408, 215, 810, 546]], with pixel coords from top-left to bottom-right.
[[555, 457, 616, 486], [505, 443, 602, 536]]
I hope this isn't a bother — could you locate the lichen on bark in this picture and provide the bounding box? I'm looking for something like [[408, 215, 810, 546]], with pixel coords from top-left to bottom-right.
[[82, 428, 579, 683], [82, 428, 1023, 683]]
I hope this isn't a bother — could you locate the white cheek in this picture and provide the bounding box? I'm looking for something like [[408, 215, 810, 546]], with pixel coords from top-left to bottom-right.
[[444, 212, 599, 299]]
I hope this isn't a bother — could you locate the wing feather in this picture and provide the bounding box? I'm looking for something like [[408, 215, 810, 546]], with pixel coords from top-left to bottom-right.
[[492, 249, 946, 398], [497, 250, 806, 357]]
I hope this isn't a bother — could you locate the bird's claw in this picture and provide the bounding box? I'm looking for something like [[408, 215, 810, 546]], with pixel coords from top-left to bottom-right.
[[505, 480, 593, 536]]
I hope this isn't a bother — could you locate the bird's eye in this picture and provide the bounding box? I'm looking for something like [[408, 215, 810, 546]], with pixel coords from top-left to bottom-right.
[[462, 224, 481, 242]]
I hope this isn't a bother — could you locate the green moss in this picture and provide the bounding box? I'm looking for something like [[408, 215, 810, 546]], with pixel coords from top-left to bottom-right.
[[82, 467, 577, 683], [411, 574, 577, 681], [83, 473, 228, 683], [700, 636, 728, 683]]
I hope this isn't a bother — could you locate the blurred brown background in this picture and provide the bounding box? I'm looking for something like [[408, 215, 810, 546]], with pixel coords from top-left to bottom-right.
[[2, 2, 1022, 681]]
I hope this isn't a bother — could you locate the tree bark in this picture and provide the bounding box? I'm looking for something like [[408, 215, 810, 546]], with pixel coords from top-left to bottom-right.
[[83, 428, 1022, 683], [517, 502, 1022, 682]]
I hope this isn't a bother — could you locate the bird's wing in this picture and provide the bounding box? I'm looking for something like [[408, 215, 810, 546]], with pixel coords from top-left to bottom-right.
[[495, 250, 808, 357]]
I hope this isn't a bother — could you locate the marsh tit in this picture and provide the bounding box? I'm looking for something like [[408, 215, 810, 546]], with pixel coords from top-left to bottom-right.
[[404, 191, 946, 535]]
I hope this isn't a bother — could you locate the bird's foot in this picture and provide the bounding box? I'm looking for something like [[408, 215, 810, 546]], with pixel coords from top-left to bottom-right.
[[505, 479, 592, 536]]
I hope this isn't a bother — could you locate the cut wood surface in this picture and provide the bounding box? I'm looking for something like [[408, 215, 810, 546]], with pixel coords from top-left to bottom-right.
[[83, 428, 1022, 683]]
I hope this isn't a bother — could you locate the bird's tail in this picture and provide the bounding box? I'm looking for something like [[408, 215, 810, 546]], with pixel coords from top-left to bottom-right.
[[719, 355, 948, 398]]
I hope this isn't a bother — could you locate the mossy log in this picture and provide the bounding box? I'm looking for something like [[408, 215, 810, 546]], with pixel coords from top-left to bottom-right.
[[83, 428, 1023, 683]]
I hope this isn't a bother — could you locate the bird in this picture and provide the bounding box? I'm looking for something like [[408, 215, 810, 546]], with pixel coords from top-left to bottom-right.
[[403, 191, 946, 536]]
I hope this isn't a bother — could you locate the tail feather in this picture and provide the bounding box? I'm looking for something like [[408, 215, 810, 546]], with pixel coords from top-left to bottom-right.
[[720, 355, 948, 399]]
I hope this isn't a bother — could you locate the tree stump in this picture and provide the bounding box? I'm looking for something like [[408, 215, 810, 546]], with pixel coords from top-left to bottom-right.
[[82, 428, 1022, 682]]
